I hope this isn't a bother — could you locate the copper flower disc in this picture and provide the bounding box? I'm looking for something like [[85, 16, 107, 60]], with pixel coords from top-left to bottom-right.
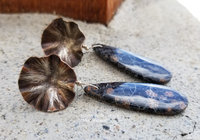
[[18, 55, 77, 112], [41, 18, 85, 67]]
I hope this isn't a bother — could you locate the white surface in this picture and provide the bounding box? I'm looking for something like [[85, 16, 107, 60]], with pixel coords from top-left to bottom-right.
[[0, 0, 200, 139], [177, 0, 200, 22]]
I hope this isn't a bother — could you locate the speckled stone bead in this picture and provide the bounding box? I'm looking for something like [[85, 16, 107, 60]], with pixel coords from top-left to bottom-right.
[[84, 82, 188, 115], [93, 44, 172, 84]]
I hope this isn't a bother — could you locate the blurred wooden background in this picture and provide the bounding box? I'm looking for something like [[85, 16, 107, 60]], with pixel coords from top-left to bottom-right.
[[0, 0, 123, 24]]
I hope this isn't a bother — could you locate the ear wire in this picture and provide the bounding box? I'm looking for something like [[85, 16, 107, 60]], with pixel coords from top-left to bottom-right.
[[82, 45, 90, 50], [82, 44, 103, 52], [75, 81, 99, 89], [92, 44, 103, 48]]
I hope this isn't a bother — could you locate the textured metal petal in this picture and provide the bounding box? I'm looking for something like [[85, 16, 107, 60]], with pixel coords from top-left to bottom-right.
[[42, 18, 85, 67], [93, 44, 172, 84], [18, 55, 77, 112], [84, 82, 188, 115]]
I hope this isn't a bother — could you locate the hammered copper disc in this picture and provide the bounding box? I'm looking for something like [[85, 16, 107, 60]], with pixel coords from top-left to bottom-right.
[[41, 18, 85, 67], [18, 55, 77, 112]]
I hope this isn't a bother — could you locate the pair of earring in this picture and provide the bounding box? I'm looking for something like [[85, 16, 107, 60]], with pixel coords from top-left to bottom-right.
[[18, 18, 188, 115]]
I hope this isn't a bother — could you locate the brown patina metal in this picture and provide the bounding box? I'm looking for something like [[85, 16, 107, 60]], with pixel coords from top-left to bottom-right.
[[41, 18, 85, 67], [18, 55, 77, 112]]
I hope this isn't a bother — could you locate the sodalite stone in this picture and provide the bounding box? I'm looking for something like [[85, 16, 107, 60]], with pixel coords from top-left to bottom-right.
[[93, 44, 172, 84], [84, 82, 188, 115]]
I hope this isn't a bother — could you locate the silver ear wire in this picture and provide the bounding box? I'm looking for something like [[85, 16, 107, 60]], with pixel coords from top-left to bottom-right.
[[75, 81, 99, 89], [92, 44, 103, 48], [82, 44, 103, 54], [82, 45, 90, 50]]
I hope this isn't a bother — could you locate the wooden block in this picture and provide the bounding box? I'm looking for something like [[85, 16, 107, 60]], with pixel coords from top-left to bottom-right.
[[0, 0, 123, 24]]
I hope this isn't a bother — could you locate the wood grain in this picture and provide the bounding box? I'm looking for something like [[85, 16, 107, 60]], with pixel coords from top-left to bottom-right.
[[0, 0, 123, 24]]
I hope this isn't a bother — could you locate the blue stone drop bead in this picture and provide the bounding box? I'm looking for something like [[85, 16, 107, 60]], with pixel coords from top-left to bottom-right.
[[84, 82, 188, 115], [93, 44, 172, 84]]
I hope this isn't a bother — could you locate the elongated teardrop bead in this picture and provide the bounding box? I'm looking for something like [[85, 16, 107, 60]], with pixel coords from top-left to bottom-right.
[[84, 82, 188, 115], [93, 44, 172, 84]]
